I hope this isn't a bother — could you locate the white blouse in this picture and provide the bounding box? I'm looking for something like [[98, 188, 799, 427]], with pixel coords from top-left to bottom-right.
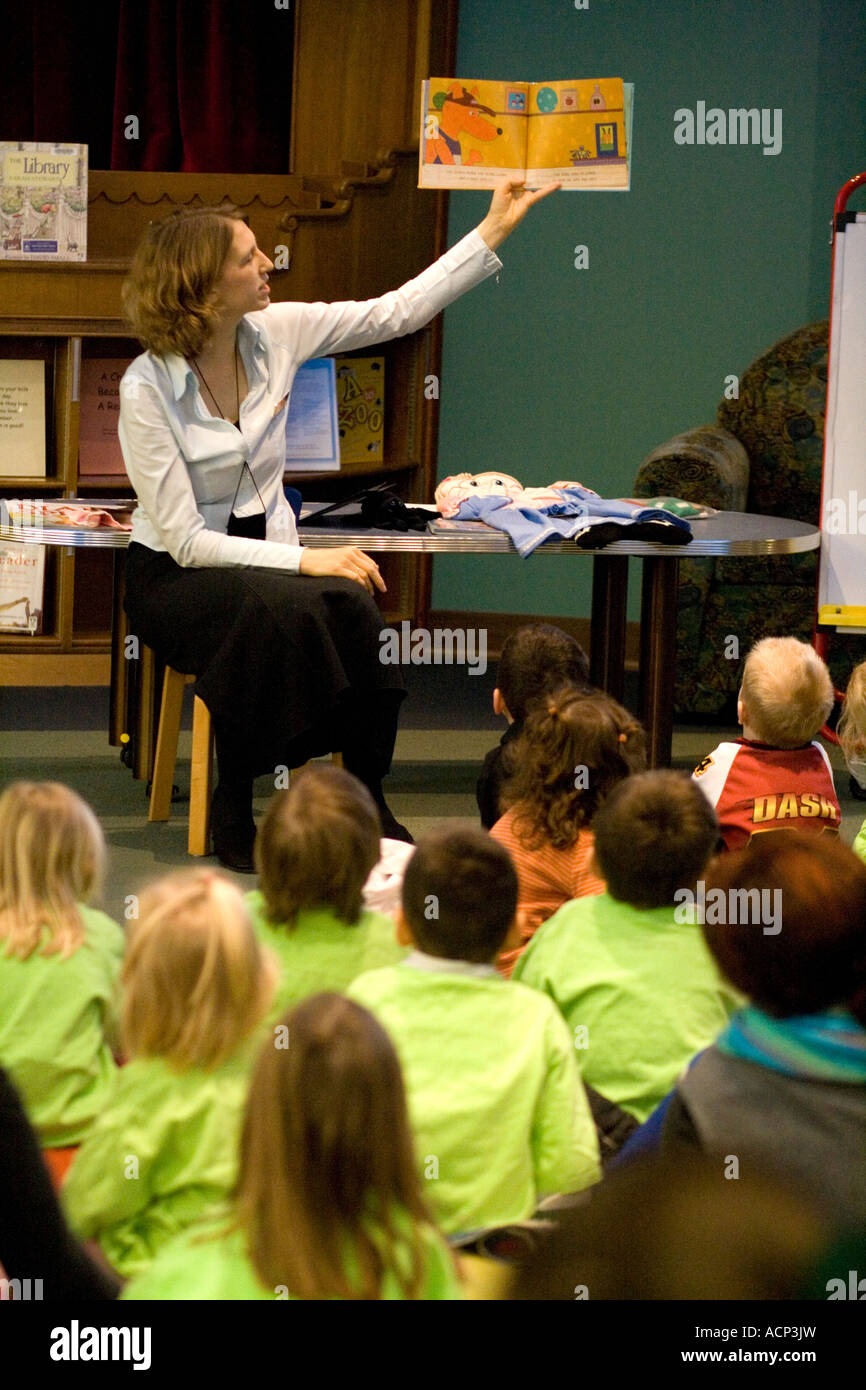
[[118, 229, 501, 572]]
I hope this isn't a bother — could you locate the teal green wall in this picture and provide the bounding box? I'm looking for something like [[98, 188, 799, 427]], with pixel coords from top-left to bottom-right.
[[432, 0, 866, 618]]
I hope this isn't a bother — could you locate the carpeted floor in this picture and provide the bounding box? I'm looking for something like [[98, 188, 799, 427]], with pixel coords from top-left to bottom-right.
[[1, 665, 862, 924]]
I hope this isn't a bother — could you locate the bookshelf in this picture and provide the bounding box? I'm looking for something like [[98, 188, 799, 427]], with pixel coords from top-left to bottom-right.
[[0, 0, 459, 684], [0, 157, 449, 684]]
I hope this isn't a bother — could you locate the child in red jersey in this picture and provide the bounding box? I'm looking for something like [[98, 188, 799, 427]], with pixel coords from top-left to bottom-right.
[[692, 637, 839, 850]]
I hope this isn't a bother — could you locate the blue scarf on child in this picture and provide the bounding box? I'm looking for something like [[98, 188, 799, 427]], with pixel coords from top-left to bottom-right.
[[717, 1005, 866, 1084]]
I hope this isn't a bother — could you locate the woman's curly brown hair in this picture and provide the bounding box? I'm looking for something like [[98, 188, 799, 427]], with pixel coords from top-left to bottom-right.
[[121, 204, 246, 358], [502, 686, 647, 850]]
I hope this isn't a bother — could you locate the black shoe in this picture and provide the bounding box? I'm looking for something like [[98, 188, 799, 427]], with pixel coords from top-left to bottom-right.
[[211, 784, 257, 874], [378, 807, 414, 845], [849, 774, 866, 803]]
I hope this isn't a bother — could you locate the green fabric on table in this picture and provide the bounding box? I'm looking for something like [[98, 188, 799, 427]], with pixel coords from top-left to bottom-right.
[[63, 1048, 254, 1279], [513, 892, 741, 1123], [346, 964, 601, 1236], [0, 904, 125, 1146], [245, 891, 407, 1020], [121, 1211, 463, 1301]]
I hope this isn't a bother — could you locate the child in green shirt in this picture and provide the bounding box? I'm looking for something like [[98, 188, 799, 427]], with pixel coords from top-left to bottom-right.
[[122, 992, 462, 1299], [247, 764, 406, 1019], [0, 781, 124, 1154], [347, 825, 601, 1237], [514, 770, 739, 1122], [63, 867, 277, 1279]]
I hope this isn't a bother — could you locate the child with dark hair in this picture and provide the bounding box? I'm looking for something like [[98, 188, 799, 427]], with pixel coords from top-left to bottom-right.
[[477, 624, 591, 830], [515, 771, 739, 1124], [347, 824, 600, 1237], [491, 686, 646, 974], [247, 766, 406, 1018], [661, 831, 866, 1231], [122, 994, 461, 1299]]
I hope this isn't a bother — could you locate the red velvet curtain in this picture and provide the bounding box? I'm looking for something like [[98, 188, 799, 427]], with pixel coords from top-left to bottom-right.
[[3, 0, 294, 172]]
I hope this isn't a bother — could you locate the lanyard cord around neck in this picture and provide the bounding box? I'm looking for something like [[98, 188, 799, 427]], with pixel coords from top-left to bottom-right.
[[190, 341, 265, 515], [191, 341, 240, 423]]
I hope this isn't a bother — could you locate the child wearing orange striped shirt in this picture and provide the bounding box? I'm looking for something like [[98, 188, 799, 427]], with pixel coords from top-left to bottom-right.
[[490, 687, 646, 974]]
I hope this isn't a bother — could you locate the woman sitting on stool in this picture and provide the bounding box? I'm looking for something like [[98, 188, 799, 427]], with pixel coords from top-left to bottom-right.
[[118, 178, 556, 871]]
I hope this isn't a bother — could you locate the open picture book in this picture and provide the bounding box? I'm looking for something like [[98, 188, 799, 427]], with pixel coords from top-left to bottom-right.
[[419, 77, 633, 190]]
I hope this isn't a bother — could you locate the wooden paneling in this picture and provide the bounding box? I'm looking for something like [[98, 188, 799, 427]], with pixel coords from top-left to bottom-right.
[[292, 0, 458, 172]]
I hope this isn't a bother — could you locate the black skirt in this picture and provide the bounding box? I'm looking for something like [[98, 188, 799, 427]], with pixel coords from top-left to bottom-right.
[[123, 542, 405, 779]]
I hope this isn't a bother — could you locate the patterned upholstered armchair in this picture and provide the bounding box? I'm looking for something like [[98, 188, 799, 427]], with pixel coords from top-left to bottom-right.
[[631, 321, 862, 716]]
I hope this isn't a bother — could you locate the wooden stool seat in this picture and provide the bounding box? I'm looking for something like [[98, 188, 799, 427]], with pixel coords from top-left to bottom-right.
[[147, 665, 343, 858]]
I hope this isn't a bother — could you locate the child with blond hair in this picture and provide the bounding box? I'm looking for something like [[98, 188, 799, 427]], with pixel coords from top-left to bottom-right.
[[247, 765, 406, 1018], [838, 660, 866, 804], [692, 636, 839, 850], [490, 686, 646, 973], [122, 994, 462, 1300], [838, 661, 866, 864], [63, 867, 276, 1278], [0, 782, 124, 1177]]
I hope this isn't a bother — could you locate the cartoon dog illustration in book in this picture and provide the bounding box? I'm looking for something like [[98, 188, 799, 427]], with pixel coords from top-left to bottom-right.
[[425, 84, 503, 165]]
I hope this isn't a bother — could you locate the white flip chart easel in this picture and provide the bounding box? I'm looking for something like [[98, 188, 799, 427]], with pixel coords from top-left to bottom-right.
[[817, 172, 866, 632]]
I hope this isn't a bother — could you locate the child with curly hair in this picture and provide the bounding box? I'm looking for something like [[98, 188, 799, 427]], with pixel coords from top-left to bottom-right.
[[489, 687, 646, 974]]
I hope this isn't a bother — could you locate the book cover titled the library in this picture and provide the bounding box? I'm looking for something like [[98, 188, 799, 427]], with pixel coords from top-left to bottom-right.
[[0, 142, 87, 261]]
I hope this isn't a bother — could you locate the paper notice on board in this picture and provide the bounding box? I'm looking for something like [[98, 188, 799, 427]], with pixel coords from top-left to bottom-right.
[[0, 360, 46, 477], [284, 358, 340, 470]]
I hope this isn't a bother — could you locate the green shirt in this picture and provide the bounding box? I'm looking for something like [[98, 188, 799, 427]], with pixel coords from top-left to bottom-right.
[[121, 1213, 463, 1301], [514, 891, 740, 1122], [853, 817, 866, 867], [0, 904, 125, 1146], [63, 1049, 253, 1278], [347, 959, 601, 1236], [245, 892, 406, 1019]]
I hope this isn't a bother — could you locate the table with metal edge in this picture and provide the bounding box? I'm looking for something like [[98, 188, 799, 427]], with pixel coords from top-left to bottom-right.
[[0, 510, 821, 769]]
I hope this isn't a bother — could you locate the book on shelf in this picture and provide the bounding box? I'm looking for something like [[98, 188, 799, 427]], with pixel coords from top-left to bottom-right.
[[0, 359, 46, 477], [335, 356, 384, 465], [0, 141, 88, 261], [79, 358, 134, 477], [419, 77, 632, 190], [0, 541, 45, 634], [285, 358, 340, 471]]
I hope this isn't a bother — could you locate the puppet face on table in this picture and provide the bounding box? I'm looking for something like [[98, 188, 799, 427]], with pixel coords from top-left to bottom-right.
[[435, 472, 524, 514]]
